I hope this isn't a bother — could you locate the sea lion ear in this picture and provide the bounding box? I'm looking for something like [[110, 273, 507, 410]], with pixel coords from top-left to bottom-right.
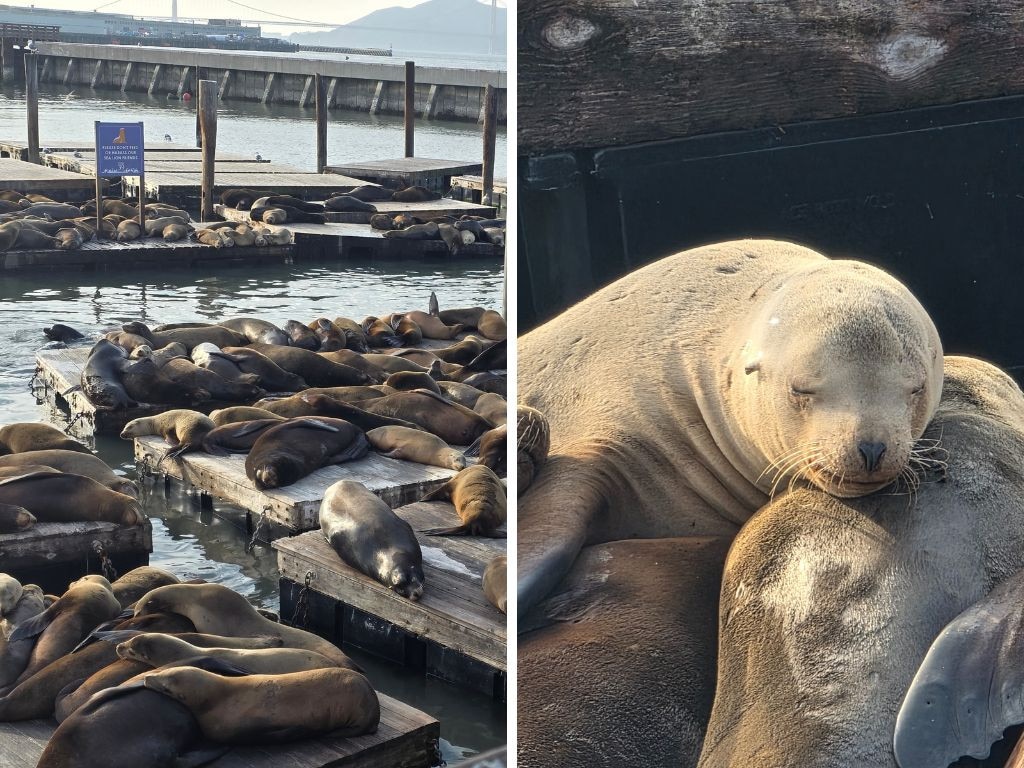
[[893, 569, 1024, 768]]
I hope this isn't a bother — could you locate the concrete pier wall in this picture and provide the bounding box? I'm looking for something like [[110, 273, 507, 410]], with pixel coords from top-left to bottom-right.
[[31, 43, 507, 123]]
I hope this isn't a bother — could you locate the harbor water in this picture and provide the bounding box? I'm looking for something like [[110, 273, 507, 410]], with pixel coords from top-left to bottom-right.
[[0, 79, 507, 758]]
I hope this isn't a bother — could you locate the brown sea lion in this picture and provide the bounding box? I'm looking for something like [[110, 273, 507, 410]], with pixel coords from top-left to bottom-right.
[[142, 666, 379, 745], [133, 583, 355, 668], [219, 317, 291, 346], [437, 306, 486, 326], [308, 318, 346, 351], [245, 417, 370, 489], [194, 228, 230, 247], [0, 584, 46, 690], [391, 185, 440, 202], [332, 316, 371, 351], [0, 468, 144, 526], [384, 371, 441, 394], [382, 222, 439, 240], [437, 381, 487, 408], [217, 346, 309, 391], [0, 503, 34, 532], [470, 424, 507, 476], [122, 321, 247, 352], [477, 309, 507, 340], [142, 215, 187, 236], [366, 426, 466, 470], [360, 353, 429, 374], [355, 390, 492, 445], [120, 410, 215, 458], [159, 358, 264, 403], [364, 317, 402, 348], [320, 480, 424, 600], [116, 633, 338, 675], [401, 310, 465, 340], [419, 464, 506, 537], [202, 419, 286, 455], [162, 223, 190, 242], [275, 385, 392, 402], [482, 555, 507, 614], [316, 350, 389, 380], [370, 213, 395, 230], [115, 219, 142, 242], [23, 202, 82, 219], [209, 406, 286, 426], [0, 423, 90, 455], [110, 566, 180, 609], [54, 227, 83, 250], [517, 405, 550, 496], [0, 450, 136, 497], [245, 342, 374, 386], [473, 392, 507, 426]]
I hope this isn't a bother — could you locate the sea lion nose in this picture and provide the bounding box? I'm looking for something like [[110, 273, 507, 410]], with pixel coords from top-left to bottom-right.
[[858, 441, 887, 472]]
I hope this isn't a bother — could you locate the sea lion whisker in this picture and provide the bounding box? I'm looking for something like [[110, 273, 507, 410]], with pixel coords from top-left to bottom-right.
[[758, 441, 824, 483]]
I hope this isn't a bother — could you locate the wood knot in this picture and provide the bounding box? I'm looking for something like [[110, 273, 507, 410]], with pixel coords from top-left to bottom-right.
[[542, 14, 599, 50]]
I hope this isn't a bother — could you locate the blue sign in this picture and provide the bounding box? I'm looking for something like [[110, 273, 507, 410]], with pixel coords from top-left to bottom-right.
[[95, 121, 144, 176]]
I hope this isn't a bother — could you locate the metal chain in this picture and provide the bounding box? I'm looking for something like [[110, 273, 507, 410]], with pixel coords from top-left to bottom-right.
[[91, 540, 118, 581], [246, 507, 271, 554], [290, 570, 315, 628]]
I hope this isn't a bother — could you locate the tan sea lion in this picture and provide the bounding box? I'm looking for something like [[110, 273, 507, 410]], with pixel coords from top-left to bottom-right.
[[385, 370, 441, 393], [436, 305, 486, 326], [230, 224, 257, 247], [482, 555, 506, 613], [433, 336, 491, 364], [7, 577, 121, 685], [0, 221, 21, 251], [258, 226, 291, 245], [366, 426, 466, 470], [477, 309, 506, 340], [141, 666, 379, 744], [470, 423, 507, 476], [219, 317, 291, 346], [162, 223, 190, 242], [122, 321, 247, 352], [0, 504, 35, 532], [54, 227, 83, 250], [364, 317, 402, 348], [0, 423, 90, 455], [202, 418, 287, 456], [133, 583, 356, 668], [354, 390, 493, 445], [316, 350, 389, 380], [278, 385, 392, 402], [115, 219, 142, 242], [0, 468, 143, 526], [473, 392, 507, 426], [437, 381, 487, 408], [110, 566, 180, 609], [402, 310, 464, 339], [361, 353, 429, 374], [332, 317, 370, 350], [117, 633, 338, 674], [518, 239, 943, 616], [420, 464, 506, 537], [517, 405, 550, 496], [143, 215, 187, 236], [103, 199, 138, 218], [244, 342, 374, 386], [0, 584, 46, 690], [194, 228, 228, 247], [209, 406, 286, 426], [308, 318, 346, 351], [320, 480, 424, 599], [0, 450, 137, 497], [120, 410, 216, 458]]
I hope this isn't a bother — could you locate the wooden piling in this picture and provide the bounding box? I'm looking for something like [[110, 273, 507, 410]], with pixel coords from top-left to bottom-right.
[[404, 61, 415, 158], [198, 79, 218, 220], [24, 54, 39, 165], [481, 84, 497, 205], [315, 73, 328, 174]]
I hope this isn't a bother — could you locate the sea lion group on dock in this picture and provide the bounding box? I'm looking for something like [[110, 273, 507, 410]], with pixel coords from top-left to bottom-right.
[[0, 570, 381, 767]]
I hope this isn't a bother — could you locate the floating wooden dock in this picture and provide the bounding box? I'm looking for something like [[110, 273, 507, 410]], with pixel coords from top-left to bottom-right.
[[0, 520, 152, 595], [42, 148, 267, 174], [3, 234, 294, 272], [134, 437, 458, 532], [216, 198, 498, 226], [0, 138, 205, 160], [0, 691, 439, 768], [276, 501, 506, 698], [325, 158, 483, 194], [0, 158, 101, 202], [450, 175, 507, 215], [125, 172, 372, 210], [218, 220, 502, 261]]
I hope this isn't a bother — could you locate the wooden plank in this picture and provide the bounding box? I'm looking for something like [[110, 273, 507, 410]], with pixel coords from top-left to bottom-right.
[[0, 519, 152, 572], [328, 158, 483, 175], [274, 499, 506, 671], [135, 437, 458, 531], [0, 692, 439, 768], [4, 239, 294, 272], [0, 158, 96, 193], [451, 176, 508, 195], [519, 0, 1024, 152], [217, 198, 498, 224]]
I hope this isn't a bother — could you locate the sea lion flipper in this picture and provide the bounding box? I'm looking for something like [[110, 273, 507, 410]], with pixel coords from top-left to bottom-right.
[[463, 433, 484, 458], [296, 418, 341, 433], [7, 606, 55, 643], [91, 629, 145, 644], [429, 291, 439, 316], [69, 610, 135, 652], [419, 482, 452, 502], [328, 437, 370, 465], [422, 525, 468, 536], [894, 569, 1024, 768], [174, 744, 233, 768]]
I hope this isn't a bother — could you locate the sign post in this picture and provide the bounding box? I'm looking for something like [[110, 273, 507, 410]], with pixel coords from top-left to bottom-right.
[[94, 121, 145, 238]]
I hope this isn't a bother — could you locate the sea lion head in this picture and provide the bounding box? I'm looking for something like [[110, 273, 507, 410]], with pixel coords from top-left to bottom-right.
[[0, 573, 24, 615], [385, 553, 424, 601], [738, 261, 943, 499]]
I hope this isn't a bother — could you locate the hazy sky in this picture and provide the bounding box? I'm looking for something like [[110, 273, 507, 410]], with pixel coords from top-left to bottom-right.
[[3, 0, 504, 36]]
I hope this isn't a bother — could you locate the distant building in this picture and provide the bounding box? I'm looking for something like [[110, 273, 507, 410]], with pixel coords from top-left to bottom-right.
[[0, 3, 261, 39]]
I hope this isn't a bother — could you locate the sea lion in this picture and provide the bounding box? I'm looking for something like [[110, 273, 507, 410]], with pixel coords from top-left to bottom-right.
[[469, 423, 507, 476], [460, 337, 508, 373], [0, 468, 144, 526], [383, 222, 440, 240], [12, 224, 59, 250], [245, 417, 370, 489], [55, 227, 83, 250], [202, 418, 287, 456], [116, 633, 338, 675], [473, 392, 507, 426], [698, 355, 1024, 768], [110, 566, 180, 609], [0, 504, 34, 532], [43, 323, 84, 342], [364, 317, 402, 348], [283, 320, 319, 349], [419, 464, 506, 537], [103, 199, 138, 218], [159, 357, 264, 402], [308, 318, 346, 351], [370, 213, 396, 230], [251, 195, 324, 213], [402, 310, 464, 339], [0, 450, 136, 497], [218, 346, 309, 391], [323, 195, 377, 213], [245, 342, 374, 386], [518, 239, 944, 617], [332, 316, 371, 351], [250, 204, 325, 225], [119, 356, 208, 407], [393, 316, 423, 345], [195, 228, 231, 247], [477, 309, 506, 340], [229, 224, 257, 247], [483, 227, 505, 247], [219, 317, 290, 346], [392, 213, 419, 228], [282, 384, 392, 402], [432, 336, 490, 365], [79, 339, 133, 410], [143, 215, 188, 237], [189, 342, 262, 384], [391, 185, 440, 202], [367, 426, 466, 470], [133, 583, 355, 667], [257, 225, 292, 245], [438, 222, 464, 254], [0, 584, 46, 690], [114, 218, 142, 242], [23, 202, 82, 219], [120, 410, 216, 458], [520, 537, 730, 768], [459, 371, 506, 395], [317, 349, 389, 379], [7, 577, 121, 685], [345, 185, 394, 202], [0, 575, 22, 617], [141, 666, 379, 744], [320, 479, 424, 600], [162, 223, 190, 242], [0, 423, 90, 455], [220, 187, 263, 210], [482, 555, 506, 614], [123, 320, 247, 352], [437, 381, 487, 408], [0, 221, 21, 251], [361, 353, 428, 374], [355, 390, 492, 445], [209, 406, 286, 426], [104, 329, 151, 352], [385, 370, 441, 393]]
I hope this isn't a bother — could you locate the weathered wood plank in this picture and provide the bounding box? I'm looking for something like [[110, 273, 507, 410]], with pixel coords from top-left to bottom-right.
[[135, 437, 458, 531], [274, 500, 506, 671], [216, 198, 499, 225], [0, 158, 97, 194], [0, 692, 439, 768], [0, 519, 152, 572], [518, 0, 1024, 151]]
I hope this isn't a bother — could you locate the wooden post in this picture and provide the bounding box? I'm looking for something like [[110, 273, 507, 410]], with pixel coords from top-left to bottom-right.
[[137, 122, 146, 230], [25, 54, 39, 164], [481, 84, 497, 206], [93, 121, 102, 239], [404, 61, 415, 158], [315, 73, 328, 174], [198, 80, 217, 220]]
